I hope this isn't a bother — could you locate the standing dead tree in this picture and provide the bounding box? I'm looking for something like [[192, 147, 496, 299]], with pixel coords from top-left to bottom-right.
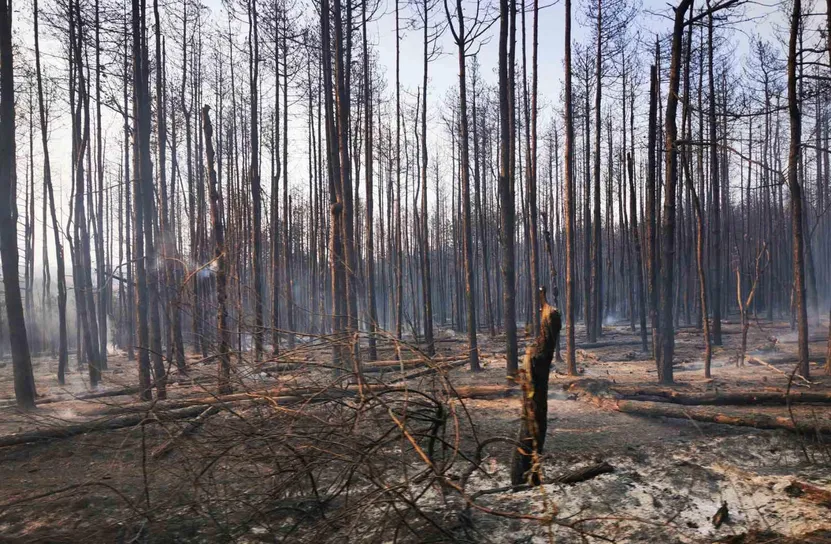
[[0, 0, 37, 409], [736, 242, 769, 367], [33, 0, 69, 385], [498, 0, 518, 378], [445, 0, 490, 372], [202, 105, 233, 395], [656, 0, 693, 385], [786, 0, 810, 379], [510, 287, 561, 486], [563, 0, 577, 376]]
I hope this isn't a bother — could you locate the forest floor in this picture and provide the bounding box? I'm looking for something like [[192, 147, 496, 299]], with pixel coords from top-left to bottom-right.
[[0, 317, 830, 543]]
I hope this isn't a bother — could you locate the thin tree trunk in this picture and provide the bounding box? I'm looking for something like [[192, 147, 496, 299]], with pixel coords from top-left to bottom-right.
[[499, 0, 518, 377], [363, 0, 378, 361], [34, 0, 68, 385], [450, 0, 481, 372], [563, 0, 577, 376], [249, 0, 264, 361], [787, 0, 810, 378]]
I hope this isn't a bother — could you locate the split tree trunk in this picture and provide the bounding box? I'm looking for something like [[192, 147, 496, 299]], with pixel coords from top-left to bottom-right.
[[202, 106, 232, 395], [510, 287, 561, 486]]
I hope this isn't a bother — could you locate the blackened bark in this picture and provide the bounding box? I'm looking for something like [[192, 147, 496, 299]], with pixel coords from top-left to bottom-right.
[[499, 0, 518, 377], [787, 0, 810, 378], [646, 64, 658, 358], [563, 0, 577, 376], [510, 288, 561, 486], [34, 0, 68, 385], [657, 0, 693, 385], [202, 106, 233, 395], [0, 0, 37, 409]]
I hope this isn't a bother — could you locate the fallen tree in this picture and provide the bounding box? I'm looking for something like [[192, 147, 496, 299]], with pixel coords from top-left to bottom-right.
[[612, 387, 831, 406], [569, 379, 831, 434], [0, 383, 518, 448]]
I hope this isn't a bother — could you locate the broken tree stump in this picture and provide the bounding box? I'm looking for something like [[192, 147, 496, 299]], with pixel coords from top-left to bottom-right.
[[510, 287, 562, 486]]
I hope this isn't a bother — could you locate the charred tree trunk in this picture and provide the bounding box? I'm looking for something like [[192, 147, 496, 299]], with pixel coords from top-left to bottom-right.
[[656, 0, 693, 385], [510, 287, 561, 486], [787, 0, 810, 378], [249, 0, 264, 362], [34, 0, 68, 385], [646, 64, 658, 359], [363, 0, 379, 361], [707, 0, 723, 347], [202, 106, 232, 395], [499, 0, 518, 377], [420, 0, 435, 356], [448, 0, 481, 372], [627, 153, 648, 354], [563, 0, 577, 376], [0, 0, 37, 409]]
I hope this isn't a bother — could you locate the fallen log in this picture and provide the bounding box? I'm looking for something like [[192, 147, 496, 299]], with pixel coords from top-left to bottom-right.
[[614, 388, 831, 406], [0, 404, 219, 448], [388, 358, 470, 382], [746, 356, 814, 386], [579, 339, 647, 349], [592, 397, 831, 434], [553, 461, 614, 484], [260, 356, 465, 375], [0, 383, 516, 447], [150, 406, 221, 460], [568, 380, 831, 434], [470, 461, 614, 499], [0, 375, 216, 409]]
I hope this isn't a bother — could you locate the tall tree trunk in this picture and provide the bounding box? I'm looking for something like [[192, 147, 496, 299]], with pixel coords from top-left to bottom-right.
[[282, 21, 296, 350], [34, 0, 69, 385], [333, 0, 359, 368], [787, 0, 810, 378], [271, 10, 281, 355], [94, 0, 108, 370], [71, 0, 103, 389], [646, 63, 658, 358], [155, 0, 185, 373], [590, 0, 603, 342], [420, 0, 435, 356], [132, 0, 161, 399], [363, 0, 378, 361], [657, 0, 693, 385], [321, 0, 346, 368], [628, 153, 648, 353], [499, 0, 518, 377], [563, 0, 577, 376], [0, 0, 37, 409], [202, 106, 232, 394], [707, 0, 722, 346], [451, 0, 481, 372], [249, 0, 264, 361]]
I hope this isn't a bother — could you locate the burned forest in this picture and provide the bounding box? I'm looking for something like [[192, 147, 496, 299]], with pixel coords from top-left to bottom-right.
[[1, 0, 831, 540]]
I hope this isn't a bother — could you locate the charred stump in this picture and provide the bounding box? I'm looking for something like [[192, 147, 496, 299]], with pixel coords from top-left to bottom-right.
[[510, 287, 561, 486]]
